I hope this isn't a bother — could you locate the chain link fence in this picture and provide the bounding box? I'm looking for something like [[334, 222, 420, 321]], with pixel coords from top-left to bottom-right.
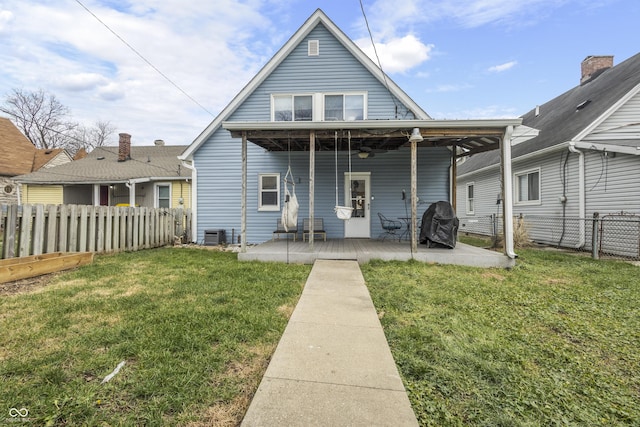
[[458, 212, 640, 261]]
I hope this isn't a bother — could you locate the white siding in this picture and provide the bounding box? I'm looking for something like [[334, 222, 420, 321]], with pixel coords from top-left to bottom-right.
[[584, 90, 640, 141]]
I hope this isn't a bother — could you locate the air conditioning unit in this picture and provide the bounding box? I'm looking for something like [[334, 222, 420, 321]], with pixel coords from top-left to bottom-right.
[[204, 229, 226, 246]]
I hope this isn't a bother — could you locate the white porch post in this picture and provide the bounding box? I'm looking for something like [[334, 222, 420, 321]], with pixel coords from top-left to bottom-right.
[[241, 131, 247, 253], [308, 130, 315, 248], [410, 139, 418, 253], [501, 125, 516, 258], [93, 184, 100, 206]]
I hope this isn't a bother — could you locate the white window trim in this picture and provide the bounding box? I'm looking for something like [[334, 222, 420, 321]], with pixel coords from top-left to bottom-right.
[[155, 182, 171, 208], [514, 168, 542, 206], [466, 182, 475, 215], [258, 173, 280, 212], [271, 93, 315, 122], [322, 92, 367, 121], [271, 92, 368, 122]]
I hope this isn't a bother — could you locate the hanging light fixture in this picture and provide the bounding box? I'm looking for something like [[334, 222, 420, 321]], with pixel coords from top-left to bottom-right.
[[409, 128, 424, 143], [358, 151, 369, 159]]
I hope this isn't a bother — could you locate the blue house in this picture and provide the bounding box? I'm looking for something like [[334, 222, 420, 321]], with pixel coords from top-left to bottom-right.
[[180, 9, 527, 261]]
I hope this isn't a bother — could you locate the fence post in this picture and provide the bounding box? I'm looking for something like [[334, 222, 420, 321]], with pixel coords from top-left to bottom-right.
[[592, 212, 600, 260]]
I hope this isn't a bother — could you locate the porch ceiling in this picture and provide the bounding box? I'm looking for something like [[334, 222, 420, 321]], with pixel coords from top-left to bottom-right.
[[222, 119, 522, 158]]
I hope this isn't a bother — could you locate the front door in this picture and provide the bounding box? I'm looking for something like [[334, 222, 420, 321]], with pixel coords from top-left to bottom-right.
[[344, 172, 370, 238]]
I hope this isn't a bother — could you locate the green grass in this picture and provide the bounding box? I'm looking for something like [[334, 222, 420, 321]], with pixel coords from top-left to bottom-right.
[[0, 248, 310, 426], [363, 250, 640, 426]]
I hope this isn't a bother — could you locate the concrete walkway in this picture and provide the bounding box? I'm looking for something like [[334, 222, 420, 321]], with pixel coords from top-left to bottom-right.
[[241, 260, 419, 426]]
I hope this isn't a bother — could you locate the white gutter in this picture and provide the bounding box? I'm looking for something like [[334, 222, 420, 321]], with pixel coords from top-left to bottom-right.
[[568, 142, 586, 249], [181, 160, 197, 243], [501, 125, 517, 259]]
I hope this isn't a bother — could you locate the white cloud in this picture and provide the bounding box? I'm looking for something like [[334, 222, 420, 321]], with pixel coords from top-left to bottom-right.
[[357, 35, 434, 73], [54, 73, 109, 91], [488, 61, 518, 73], [368, 0, 569, 29], [0, 9, 13, 32]]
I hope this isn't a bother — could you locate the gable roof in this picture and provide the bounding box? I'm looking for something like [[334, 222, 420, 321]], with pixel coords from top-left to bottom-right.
[[180, 8, 430, 160], [15, 145, 190, 184], [0, 116, 38, 176], [1, 116, 74, 177], [458, 52, 640, 176]]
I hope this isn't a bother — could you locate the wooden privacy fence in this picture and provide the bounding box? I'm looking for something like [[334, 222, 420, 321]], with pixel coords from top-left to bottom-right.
[[1, 204, 192, 259]]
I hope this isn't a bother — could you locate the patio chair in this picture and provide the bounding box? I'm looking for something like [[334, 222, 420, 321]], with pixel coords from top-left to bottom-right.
[[273, 219, 297, 241], [377, 213, 402, 241], [303, 217, 326, 241]]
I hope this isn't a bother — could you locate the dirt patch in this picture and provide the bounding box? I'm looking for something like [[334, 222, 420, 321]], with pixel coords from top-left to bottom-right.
[[0, 273, 58, 296]]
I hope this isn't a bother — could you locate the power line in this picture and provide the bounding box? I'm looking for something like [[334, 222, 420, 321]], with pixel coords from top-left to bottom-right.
[[359, 0, 399, 115], [73, 0, 214, 117]]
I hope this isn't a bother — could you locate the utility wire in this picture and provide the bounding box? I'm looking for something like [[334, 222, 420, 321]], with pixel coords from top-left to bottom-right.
[[359, 0, 400, 115], [73, 0, 214, 117]]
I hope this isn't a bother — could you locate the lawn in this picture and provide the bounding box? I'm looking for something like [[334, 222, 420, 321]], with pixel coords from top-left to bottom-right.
[[2, 245, 639, 426], [362, 248, 640, 426], [0, 247, 311, 426]]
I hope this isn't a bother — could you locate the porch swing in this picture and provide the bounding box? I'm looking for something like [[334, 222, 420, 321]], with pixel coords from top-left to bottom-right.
[[281, 137, 299, 232], [334, 131, 354, 220]]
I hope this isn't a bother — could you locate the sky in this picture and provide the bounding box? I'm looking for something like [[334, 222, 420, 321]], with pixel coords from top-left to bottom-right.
[[1, 0, 638, 147]]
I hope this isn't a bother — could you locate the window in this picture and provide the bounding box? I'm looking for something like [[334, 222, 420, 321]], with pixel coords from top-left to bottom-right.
[[259, 173, 280, 211], [273, 95, 312, 121], [515, 169, 540, 204], [156, 183, 171, 208], [466, 183, 475, 215], [272, 92, 366, 122], [324, 94, 364, 121]]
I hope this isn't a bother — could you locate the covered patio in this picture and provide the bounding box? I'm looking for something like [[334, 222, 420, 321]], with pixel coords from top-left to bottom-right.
[[237, 238, 515, 268], [223, 119, 536, 266]]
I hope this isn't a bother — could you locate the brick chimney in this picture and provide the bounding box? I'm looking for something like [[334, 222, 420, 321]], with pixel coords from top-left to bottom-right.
[[118, 133, 131, 162], [581, 55, 613, 85]]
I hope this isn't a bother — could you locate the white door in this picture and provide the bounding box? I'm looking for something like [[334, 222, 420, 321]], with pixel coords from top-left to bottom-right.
[[344, 172, 371, 238]]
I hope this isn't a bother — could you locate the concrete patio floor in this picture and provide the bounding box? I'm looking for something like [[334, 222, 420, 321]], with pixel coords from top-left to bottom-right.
[[237, 238, 515, 268]]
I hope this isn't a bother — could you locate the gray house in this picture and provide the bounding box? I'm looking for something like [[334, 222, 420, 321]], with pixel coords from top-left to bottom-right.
[[180, 9, 527, 260], [457, 53, 640, 256]]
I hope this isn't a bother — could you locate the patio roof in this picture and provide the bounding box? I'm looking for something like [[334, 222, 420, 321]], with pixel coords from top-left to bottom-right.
[[223, 119, 523, 158]]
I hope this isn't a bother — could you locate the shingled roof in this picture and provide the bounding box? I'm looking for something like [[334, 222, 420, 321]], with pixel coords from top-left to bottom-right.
[[1, 116, 70, 176], [15, 144, 190, 184], [458, 52, 640, 176]]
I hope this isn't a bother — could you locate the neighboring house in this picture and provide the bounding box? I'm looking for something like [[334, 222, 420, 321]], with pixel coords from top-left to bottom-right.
[[15, 133, 191, 209], [457, 53, 640, 254], [0, 116, 72, 204], [180, 8, 527, 254]]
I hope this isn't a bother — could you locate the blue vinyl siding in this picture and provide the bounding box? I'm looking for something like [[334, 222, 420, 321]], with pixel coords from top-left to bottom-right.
[[193, 23, 438, 243], [195, 144, 450, 243]]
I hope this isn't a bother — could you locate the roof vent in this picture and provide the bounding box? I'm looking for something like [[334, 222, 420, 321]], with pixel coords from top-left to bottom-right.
[[308, 40, 319, 56], [576, 100, 591, 111], [154, 139, 165, 146]]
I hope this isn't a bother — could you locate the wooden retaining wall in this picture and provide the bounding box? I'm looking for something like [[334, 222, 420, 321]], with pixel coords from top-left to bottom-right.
[[1, 204, 192, 259]]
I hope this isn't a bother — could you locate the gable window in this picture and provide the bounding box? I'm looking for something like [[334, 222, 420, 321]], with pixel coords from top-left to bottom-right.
[[259, 173, 280, 211], [324, 94, 365, 121], [156, 183, 171, 208], [273, 95, 312, 121], [466, 183, 475, 215], [515, 169, 540, 204]]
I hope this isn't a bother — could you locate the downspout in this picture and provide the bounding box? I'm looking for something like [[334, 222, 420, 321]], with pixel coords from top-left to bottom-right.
[[181, 160, 197, 243], [568, 142, 586, 248], [125, 180, 136, 206], [501, 125, 517, 259]]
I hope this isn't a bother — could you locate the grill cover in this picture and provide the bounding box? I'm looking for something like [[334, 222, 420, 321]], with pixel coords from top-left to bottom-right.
[[419, 201, 459, 249]]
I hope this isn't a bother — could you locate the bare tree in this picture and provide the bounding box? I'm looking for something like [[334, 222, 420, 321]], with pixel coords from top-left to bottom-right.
[[0, 88, 79, 149], [68, 120, 116, 154], [1, 88, 117, 154]]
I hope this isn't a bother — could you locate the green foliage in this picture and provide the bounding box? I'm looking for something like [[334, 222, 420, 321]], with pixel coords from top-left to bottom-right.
[[363, 250, 640, 426], [0, 248, 310, 425]]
